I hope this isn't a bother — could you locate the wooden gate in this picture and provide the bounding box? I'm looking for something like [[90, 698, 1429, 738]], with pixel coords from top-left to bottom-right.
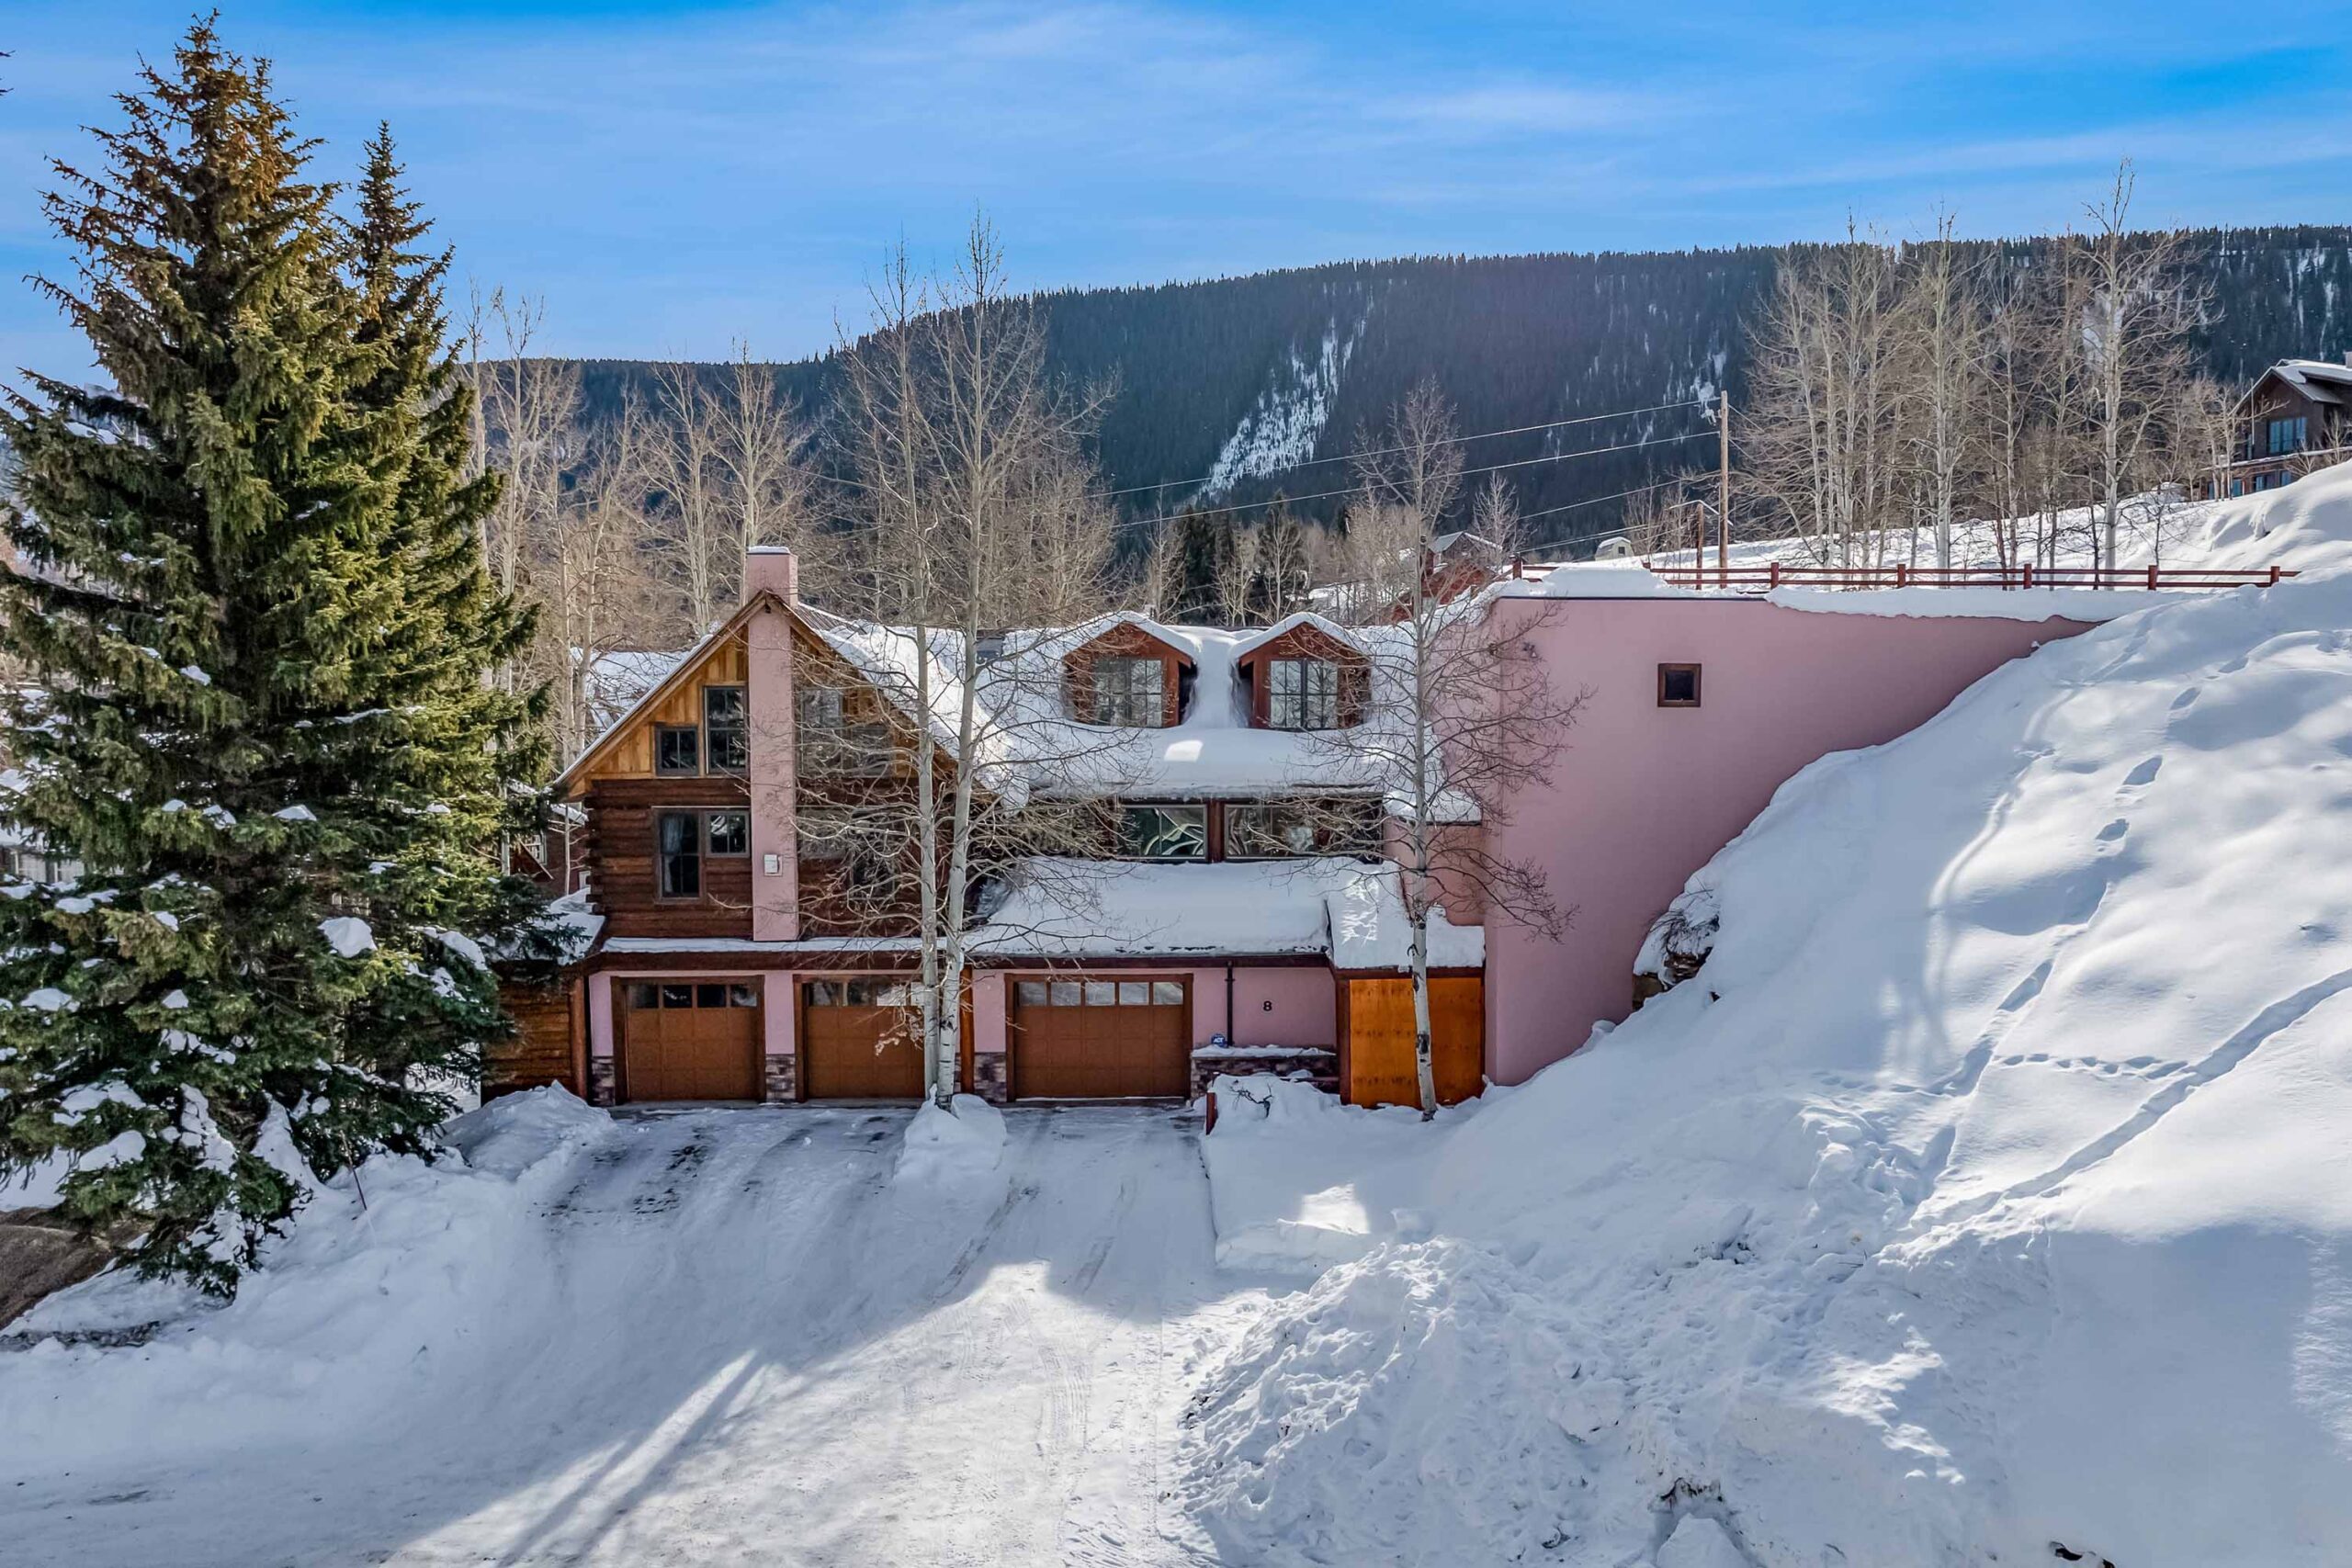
[[1338, 975, 1484, 1108]]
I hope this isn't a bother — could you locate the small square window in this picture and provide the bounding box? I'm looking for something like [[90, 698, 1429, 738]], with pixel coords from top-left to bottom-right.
[[660, 984, 693, 1009], [1016, 980, 1049, 1007], [808, 981, 838, 1007], [1117, 981, 1150, 1006], [1049, 981, 1081, 1007], [655, 725, 700, 775], [1657, 663, 1702, 708], [1151, 980, 1185, 1006], [628, 982, 661, 1010], [695, 983, 727, 1009], [729, 985, 759, 1009], [1083, 980, 1117, 1007], [707, 810, 749, 857]]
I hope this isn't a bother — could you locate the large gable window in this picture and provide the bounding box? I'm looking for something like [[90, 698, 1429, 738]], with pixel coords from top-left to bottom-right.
[[705, 686, 747, 773], [1116, 802, 1206, 861], [1267, 657, 1340, 730], [1091, 657, 1165, 727]]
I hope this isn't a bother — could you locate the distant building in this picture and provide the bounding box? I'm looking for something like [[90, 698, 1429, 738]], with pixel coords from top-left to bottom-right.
[[2213, 356, 2352, 497]]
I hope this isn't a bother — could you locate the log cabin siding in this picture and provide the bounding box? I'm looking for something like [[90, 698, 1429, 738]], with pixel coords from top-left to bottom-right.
[[485, 976, 585, 1100], [586, 775, 755, 939]]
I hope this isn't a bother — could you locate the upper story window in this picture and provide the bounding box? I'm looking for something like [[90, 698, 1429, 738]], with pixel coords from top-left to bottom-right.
[[2268, 415, 2309, 456], [1116, 802, 1206, 861], [1657, 663, 1702, 708], [1091, 658, 1165, 727], [705, 686, 747, 773], [1267, 658, 1340, 730], [654, 724, 700, 776]]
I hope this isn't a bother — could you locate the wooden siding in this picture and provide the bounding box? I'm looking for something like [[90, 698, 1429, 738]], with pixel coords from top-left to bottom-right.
[[1235, 623, 1371, 729], [585, 775, 754, 939], [1062, 622, 1191, 728], [585, 636, 749, 782], [485, 977, 585, 1100], [1337, 975, 1484, 1108]]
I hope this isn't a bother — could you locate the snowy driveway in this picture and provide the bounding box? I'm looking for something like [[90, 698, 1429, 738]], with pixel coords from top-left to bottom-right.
[[0, 1104, 1266, 1567]]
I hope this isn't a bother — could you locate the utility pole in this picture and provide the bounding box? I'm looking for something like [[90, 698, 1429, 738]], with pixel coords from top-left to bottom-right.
[[1717, 389, 1732, 586]]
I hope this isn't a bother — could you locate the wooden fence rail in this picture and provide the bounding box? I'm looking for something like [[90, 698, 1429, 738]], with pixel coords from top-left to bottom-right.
[[1637, 562, 2297, 592]]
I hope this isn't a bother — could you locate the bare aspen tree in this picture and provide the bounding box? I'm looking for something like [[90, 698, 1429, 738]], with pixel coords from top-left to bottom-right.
[[1742, 231, 1906, 566], [1469, 470, 1525, 558], [1135, 521, 1185, 617], [1216, 522, 1265, 627], [1900, 211, 1987, 569], [712, 341, 816, 595], [1311, 380, 1580, 1117], [831, 220, 1124, 1111], [2078, 163, 2199, 574], [646, 360, 728, 630], [538, 396, 663, 761], [1256, 503, 1316, 620]]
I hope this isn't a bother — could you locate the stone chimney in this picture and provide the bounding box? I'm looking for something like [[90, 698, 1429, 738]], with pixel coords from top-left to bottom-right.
[[743, 545, 798, 604]]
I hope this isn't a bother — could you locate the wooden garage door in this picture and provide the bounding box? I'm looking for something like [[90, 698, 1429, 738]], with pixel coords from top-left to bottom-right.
[[802, 979, 924, 1100], [1012, 976, 1189, 1100], [620, 979, 761, 1102], [1341, 976, 1484, 1108]]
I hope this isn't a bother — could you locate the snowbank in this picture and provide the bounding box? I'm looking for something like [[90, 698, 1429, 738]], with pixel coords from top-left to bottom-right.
[[894, 1094, 1007, 1193], [0, 1086, 611, 1467], [1199, 1075, 1475, 1273], [1182, 479, 2352, 1565]]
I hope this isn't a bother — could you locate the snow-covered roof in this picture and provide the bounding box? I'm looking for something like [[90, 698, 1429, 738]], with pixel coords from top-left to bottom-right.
[[1227, 611, 1364, 662], [969, 855, 1483, 969], [2261, 356, 2352, 407]]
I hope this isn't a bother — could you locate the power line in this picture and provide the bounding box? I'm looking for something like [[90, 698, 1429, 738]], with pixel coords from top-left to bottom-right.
[[1113, 430, 1716, 533], [1092, 398, 1709, 502]]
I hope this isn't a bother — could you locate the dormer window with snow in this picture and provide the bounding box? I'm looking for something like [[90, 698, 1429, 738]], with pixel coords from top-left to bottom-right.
[[1267, 658, 1340, 730], [1091, 657, 1165, 728]]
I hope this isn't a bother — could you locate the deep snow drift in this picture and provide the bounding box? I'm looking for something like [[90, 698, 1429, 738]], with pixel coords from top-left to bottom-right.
[[1181, 473, 2352, 1566]]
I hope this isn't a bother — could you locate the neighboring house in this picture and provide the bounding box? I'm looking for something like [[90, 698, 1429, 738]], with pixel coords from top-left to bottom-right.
[[489, 547, 2154, 1111], [2211, 356, 2352, 497]]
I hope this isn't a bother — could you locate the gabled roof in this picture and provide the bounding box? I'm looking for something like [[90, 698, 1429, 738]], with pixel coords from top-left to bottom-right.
[[1228, 611, 1364, 663], [555, 591, 784, 792], [1035, 611, 1197, 668], [2242, 357, 2352, 411]]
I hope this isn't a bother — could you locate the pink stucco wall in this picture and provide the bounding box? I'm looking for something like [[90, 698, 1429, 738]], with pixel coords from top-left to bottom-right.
[[1185, 964, 1337, 1048], [1481, 596, 2095, 1084]]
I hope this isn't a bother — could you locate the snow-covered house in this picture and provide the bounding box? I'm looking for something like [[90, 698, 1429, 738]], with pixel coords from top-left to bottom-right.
[[2212, 355, 2352, 496], [491, 543, 2181, 1110], [497, 549, 1482, 1108]]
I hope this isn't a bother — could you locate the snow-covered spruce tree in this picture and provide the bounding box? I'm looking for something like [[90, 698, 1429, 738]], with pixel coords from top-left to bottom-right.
[[0, 25, 548, 1293]]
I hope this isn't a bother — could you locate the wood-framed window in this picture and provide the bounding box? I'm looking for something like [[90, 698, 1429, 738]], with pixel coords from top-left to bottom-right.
[[705, 685, 747, 773], [1091, 657, 1165, 727], [1115, 801, 1206, 861], [797, 685, 843, 733], [654, 724, 701, 776], [1266, 657, 1340, 730], [1657, 663, 1702, 708], [655, 807, 749, 899], [1227, 797, 1379, 859]]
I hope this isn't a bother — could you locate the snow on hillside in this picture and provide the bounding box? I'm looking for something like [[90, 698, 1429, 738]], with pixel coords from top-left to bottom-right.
[[1197, 317, 1361, 501], [1181, 468, 2352, 1566]]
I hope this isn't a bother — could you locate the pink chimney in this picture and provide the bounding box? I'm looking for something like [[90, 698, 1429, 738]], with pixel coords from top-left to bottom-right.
[[744, 546, 798, 604]]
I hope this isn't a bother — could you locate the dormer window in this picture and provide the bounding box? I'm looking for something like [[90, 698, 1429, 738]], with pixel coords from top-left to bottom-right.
[[1267, 658, 1340, 730], [1091, 657, 1165, 727]]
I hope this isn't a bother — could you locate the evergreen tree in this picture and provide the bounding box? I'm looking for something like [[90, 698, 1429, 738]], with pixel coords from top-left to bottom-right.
[[0, 23, 549, 1293]]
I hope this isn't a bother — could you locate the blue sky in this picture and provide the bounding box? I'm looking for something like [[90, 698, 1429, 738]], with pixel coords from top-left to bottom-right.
[[4, 2, 2349, 375]]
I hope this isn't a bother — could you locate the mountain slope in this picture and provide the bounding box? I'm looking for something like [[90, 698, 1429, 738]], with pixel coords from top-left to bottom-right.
[[571, 227, 2352, 545], [1182, 471, 2352, 1564]]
